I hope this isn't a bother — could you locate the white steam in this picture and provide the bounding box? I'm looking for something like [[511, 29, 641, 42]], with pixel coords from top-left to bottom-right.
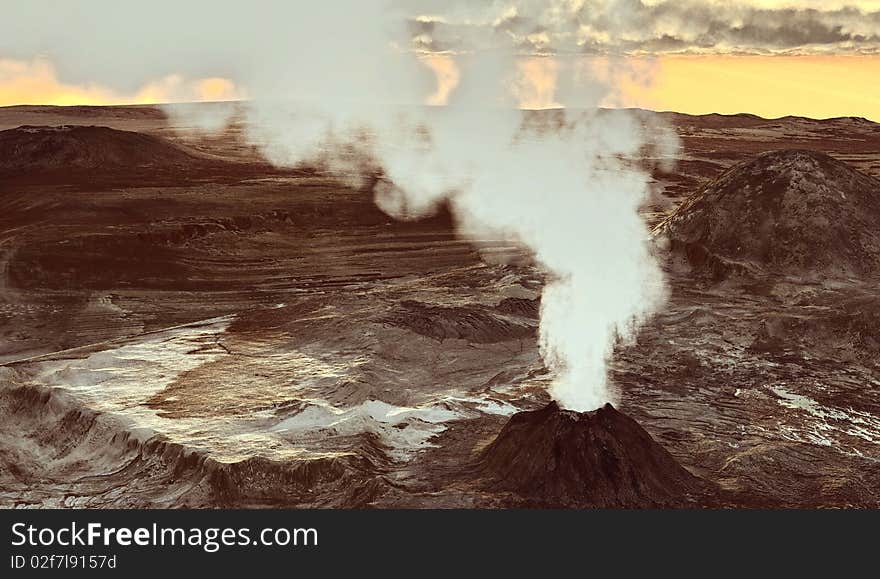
[[170, 2, 677, 411]]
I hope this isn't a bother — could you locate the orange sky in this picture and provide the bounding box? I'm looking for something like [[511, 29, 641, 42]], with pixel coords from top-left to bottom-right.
[[620, 55, 880, 121], [2, 55, 880, 122], [0, 58, 244, 107]]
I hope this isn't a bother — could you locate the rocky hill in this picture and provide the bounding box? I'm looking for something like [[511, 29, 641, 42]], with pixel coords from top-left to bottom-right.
[[655, 150, 880, 280]]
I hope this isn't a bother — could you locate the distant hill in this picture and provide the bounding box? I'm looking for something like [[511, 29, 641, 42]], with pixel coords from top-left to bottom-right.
[[0, 125, 205, 174], [655, 149, 880, 280]]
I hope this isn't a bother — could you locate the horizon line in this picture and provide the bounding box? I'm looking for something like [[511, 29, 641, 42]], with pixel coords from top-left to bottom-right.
[[1, 100, 877, 125]]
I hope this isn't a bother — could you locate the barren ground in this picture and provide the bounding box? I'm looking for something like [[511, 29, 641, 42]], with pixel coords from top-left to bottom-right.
[[1, 104, 879, 508]]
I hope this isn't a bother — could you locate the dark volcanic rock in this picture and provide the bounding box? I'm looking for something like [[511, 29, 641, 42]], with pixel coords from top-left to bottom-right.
[[493, 297, 540, 318], [655, 149, 880, 280], [386, 300, 535, 343], [476, 402, 712, 508], [0, 124, 203, 174]]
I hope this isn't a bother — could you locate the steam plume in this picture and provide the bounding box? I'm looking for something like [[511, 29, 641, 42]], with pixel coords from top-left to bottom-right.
[[174, 2, 677, 411]]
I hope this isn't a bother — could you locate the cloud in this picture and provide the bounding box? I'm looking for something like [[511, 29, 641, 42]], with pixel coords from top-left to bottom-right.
[[403, 1, 880, 55]]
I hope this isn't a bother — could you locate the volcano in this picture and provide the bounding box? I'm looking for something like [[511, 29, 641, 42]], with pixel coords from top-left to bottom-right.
[[655, 149, 880, 280], [476, 402, 712, 508]]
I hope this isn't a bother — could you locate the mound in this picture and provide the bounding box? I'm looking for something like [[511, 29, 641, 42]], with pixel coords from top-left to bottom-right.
[[0, 124, 204, 174], [655, 150, 880, 280], [476, 402, 711, 507]]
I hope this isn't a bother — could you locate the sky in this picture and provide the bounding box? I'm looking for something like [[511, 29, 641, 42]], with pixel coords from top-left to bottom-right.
[[2, 0, 880, 120]]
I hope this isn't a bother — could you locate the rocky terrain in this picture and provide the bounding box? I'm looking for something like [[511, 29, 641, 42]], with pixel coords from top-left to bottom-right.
[[656, 149, 880, 280], [1, 104, 879, 508]]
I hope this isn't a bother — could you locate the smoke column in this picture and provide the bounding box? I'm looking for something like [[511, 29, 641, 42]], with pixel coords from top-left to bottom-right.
[[176, 2, 677, 411]]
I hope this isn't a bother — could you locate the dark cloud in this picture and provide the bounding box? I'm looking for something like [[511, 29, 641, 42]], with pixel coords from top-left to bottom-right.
[[405, 1, 880, 55], [627, 3, 880, 51]]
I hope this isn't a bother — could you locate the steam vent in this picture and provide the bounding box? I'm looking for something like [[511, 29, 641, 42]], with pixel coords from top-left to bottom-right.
[[476, 402, 713, 508]]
